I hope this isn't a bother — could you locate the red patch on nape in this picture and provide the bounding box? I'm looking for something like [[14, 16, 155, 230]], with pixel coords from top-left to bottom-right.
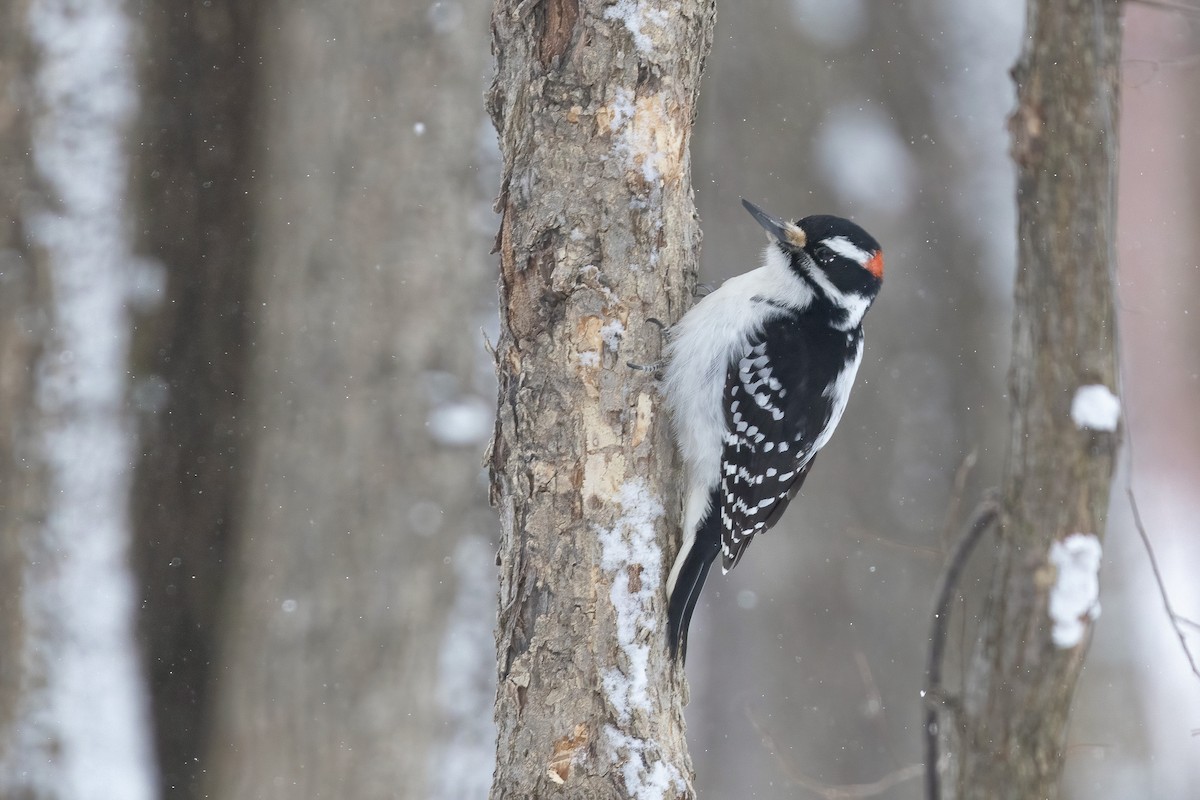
[[865, 251, 884, 280]]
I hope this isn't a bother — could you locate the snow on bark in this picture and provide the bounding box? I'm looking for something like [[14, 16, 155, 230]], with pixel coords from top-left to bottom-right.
[[603, 725, 687, 800], [598, 480, 666, 724], [602, 0, 676, 55], [0, 1, 157, 797]]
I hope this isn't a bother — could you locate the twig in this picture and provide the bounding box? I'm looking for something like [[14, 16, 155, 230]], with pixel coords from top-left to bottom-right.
[[923, 494, 1001, 800], [939, 449, 978, 551], [746, 710, 923, 800], [843, 526, 942, 560], [1127, 486, 1200, 680]]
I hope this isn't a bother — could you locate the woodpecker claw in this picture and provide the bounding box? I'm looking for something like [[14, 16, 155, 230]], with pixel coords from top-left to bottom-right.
[[625, 318, 668, 375], [693, 283, 716, 299], [626, 359, 665, 374]]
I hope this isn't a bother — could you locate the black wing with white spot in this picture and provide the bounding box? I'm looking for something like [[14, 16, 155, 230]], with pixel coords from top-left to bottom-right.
[[717, 314, 862, 571]]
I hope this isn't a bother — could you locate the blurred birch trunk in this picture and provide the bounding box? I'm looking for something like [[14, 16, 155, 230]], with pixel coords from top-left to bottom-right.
[[487, 0, 714, 796], [949, 1, 1123, 797], [0, 2, 156, 796]]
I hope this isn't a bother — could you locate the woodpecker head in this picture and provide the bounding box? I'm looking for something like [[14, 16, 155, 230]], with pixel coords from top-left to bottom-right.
[[741, 198, 883, 321]]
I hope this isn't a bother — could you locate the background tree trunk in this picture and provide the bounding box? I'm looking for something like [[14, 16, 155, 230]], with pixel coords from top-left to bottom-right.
[[203, 2, 497, 797], [128, 3, 260, 796], [953, 1, 1122, 797], [487, 1, 714, 796]]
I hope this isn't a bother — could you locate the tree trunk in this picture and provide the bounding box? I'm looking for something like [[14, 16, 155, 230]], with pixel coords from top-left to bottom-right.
[[487, 1, 714, 796], [203, 1, 497, 797], [953, 1, 1122, 797]]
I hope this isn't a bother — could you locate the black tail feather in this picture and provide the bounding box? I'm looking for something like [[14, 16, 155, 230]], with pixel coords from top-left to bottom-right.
[[667, 514, 721, 663]]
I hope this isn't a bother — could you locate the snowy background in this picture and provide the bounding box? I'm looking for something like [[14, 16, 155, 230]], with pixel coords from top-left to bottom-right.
[[3, 0, 1198, 798]]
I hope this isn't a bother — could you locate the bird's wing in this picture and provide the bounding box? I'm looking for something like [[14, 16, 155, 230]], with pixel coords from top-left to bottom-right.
[[716, 317, 848, 571]]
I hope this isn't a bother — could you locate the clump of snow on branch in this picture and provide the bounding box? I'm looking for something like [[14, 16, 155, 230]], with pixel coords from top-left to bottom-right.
[[602, 0, 673, 54], [0, 0, 156, 797], [1070, 384, 1120, 432], [604, 725, 687, 800], [598, 480, 665, 723], [1048, 533, 1103, 649]]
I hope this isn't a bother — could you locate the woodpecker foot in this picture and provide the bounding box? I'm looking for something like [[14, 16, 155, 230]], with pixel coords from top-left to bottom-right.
[[627, 359, 665, 374], [626, 318, 667, 375]]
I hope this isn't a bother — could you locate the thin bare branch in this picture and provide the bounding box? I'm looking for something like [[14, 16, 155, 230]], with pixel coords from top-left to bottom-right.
[[1127, 486, 1200, 680], [939, 449, 979, 550], [924, 494, 1001, 800], [747, 711, 923, 800], [844, 526, 942, 560]]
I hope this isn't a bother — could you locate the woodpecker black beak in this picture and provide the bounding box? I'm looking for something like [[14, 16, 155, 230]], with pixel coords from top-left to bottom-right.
[[741, 198, 807, 249]]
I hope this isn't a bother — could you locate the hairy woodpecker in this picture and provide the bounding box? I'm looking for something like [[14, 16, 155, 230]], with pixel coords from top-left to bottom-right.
[[663, 199, 884, 661]]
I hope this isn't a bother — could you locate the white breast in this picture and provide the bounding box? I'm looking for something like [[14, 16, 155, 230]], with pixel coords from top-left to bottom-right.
[[662, 247, 812, 545]]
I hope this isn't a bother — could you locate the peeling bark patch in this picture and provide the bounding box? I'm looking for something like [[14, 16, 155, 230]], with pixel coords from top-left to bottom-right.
[[584, 452, 626, 502], [631, 392, 653, 448], [538, 0, 578, 67], [604, 725, 687, 800], [599, 88, 684, 269], [1047, 533, 1102, 648], [577, 315, 605, 381], [546, 723, 589, 785], [597, 480, 664, 723], [604, 89, 685, 190], [497, 202, 542, 341]]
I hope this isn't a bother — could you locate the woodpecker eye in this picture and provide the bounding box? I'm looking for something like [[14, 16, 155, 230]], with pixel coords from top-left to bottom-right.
[[811, 244, 834, 262]]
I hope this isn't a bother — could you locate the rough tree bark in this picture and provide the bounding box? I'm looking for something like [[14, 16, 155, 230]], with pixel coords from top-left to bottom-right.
[[950, 2, 1122, 797], [487, 1, 714, 796], [204, 2, 496, 797]]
